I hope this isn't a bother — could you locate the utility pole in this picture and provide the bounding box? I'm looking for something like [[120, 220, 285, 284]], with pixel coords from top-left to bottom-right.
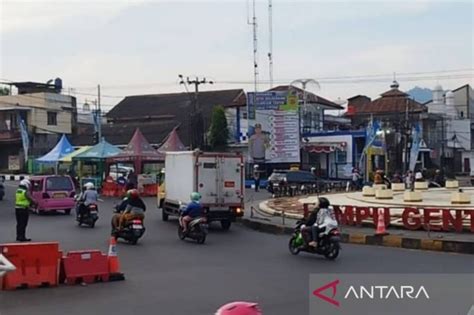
[[97, 84, 102, 143], [178, 76, 213, 149], [440, 115, 445, 173], [403, 98, 410, 173], [268, 0, 273, 89]]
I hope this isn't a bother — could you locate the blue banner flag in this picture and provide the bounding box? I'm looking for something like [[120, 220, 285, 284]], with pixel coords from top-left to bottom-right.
[[358, 119, 381, 173], [409, 122, 422, 172], [19, 119, 29, 163]]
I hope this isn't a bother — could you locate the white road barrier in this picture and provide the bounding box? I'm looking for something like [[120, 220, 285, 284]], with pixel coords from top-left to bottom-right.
[[0, 254, 16, 277]]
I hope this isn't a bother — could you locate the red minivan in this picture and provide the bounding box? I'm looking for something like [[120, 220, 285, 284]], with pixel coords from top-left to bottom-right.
[[30, 175, 76, 214]]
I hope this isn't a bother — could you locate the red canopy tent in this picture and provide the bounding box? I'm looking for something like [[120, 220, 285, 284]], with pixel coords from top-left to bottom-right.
[[157, 127, 186, 155], [107, 128, 163, 174]]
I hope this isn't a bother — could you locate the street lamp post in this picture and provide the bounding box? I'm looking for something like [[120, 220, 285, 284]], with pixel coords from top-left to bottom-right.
[[290, 79, 320, 135]]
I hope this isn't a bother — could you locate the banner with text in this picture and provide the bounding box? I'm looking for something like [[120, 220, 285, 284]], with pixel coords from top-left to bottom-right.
[[247, 91, 300, 164]]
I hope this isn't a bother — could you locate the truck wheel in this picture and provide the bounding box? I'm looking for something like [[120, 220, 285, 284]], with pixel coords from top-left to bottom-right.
[[162, 208, 169, 221], [64, 209, 71, 215], [221, 220, 232, 231]]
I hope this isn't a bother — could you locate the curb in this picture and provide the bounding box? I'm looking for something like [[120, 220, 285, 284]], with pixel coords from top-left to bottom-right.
[[0, 175, 30, 181], [239, 218, 474, 255], [259, 201, 303, 220]]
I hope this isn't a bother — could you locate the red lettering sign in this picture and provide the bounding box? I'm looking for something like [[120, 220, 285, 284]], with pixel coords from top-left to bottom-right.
[[423, 208, 442, 231], [339, 206, 355, 225], [466, 210, 474, 233], [356, 207, 371, 225], [224, 181, 235, 188], [402, 208, 422, 230], [442, 210, 463, 233]]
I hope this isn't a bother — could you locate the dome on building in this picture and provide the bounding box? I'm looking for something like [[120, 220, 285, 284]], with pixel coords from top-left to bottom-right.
[[390, 80, 399, 89], [445, 90, 455, 106], [434, 84, 443, 91]]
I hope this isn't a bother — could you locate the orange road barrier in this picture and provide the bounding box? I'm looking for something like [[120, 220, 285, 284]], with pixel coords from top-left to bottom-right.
[[62, 250, 110, 285], [0, 242, 61, 290]]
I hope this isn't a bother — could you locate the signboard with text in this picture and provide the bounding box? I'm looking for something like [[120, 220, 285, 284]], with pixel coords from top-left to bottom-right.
[[247, 91, 300, 164]]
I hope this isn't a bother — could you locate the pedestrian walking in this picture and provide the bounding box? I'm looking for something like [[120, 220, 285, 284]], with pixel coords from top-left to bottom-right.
[[253, 165, 261, 192], [127, 170, 138, 189], [351, 168, 362, 190], [404, 170, 413, 189], [15, 179, 35, 242]]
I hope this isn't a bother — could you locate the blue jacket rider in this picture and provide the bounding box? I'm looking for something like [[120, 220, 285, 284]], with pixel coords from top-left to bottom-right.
[[181, 192, 204, 232]]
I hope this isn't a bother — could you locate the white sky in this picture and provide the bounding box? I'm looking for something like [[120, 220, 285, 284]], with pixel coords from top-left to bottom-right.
[[0, 0, 473, 111]]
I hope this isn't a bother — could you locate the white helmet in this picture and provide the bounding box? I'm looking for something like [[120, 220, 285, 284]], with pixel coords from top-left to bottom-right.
[[84, 182, 95, 190], [20, 179, 31, 188], [253, 165, 259, 169]]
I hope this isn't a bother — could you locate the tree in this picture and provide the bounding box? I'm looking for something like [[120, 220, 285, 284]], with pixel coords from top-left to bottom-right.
[[208, 106, 229, 150], [0, 86, 10, 96]]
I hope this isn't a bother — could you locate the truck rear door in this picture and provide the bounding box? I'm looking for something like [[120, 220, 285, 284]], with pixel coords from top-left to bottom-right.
[[197, 155, 219, 205], [219, 155, 244, 206]]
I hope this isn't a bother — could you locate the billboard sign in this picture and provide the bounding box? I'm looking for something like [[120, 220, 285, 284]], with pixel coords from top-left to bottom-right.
[[247, 91, 300, 164]]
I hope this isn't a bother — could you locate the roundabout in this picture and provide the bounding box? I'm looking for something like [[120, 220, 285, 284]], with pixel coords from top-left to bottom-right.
[[263, 187, 474, 233]]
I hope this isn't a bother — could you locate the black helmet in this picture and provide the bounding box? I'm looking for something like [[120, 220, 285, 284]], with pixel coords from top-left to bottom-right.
[[318, 197, 330, 208]]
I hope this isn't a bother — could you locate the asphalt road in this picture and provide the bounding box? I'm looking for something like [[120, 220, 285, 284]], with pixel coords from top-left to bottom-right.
[[0, 183, 472, 315]]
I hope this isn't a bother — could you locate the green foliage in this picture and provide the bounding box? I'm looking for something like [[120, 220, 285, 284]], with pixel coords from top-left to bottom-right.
[[0, 86, 10, 96], [208, 106, 228, 150]]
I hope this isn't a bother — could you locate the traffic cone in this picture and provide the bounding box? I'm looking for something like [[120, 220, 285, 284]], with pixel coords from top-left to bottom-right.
[[107, 236, 125, 281], [375, 209, 389, 236]]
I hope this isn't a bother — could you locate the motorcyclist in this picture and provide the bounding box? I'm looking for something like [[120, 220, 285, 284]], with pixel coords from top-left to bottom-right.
[[180, 192, 204, 233], [112, 189, 146, 232], [215, 301, 262, 315], [77, 182, 98, 219], [115, 189, 131, 212], [300, 200, 320, 247], [309, 197, 338, 247]]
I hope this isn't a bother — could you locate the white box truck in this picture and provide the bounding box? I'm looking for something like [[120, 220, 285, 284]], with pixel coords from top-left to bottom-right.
[[161, 151, 244, 230]]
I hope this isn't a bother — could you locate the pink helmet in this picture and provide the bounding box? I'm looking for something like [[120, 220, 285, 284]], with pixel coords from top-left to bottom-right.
[[216, 302, 262, 315]]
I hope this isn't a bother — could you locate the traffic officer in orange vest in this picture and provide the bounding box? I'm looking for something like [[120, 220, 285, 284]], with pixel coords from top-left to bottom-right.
[[15, 179, 35, 242]]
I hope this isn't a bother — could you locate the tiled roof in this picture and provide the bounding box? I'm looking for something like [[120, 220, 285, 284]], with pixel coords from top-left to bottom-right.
[[352, 88, 426, 114], [106, 89, 245, 121]]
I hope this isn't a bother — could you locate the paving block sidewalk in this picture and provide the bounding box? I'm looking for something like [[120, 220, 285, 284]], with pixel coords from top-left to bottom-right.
[[240, 197, 474, 255]]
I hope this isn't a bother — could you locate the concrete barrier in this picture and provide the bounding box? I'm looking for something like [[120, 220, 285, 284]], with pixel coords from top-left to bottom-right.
[[451, 191, 471, 204], [373, 184, 387, 190], [362, 186, 376, 197], [414, 181, 428, 191], [376, 188, 393, 199], [446, 180, 459, 189], [404, 190, 423, 202], [391, 183, 405, 192]]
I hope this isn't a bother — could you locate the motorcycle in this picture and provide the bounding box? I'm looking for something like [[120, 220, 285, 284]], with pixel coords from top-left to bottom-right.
[[114, 218, 146, 245], [76, 203, 99, 228], [288, 220, 341, 260], [178, 206, 208, 244], [112, 207, 146, 245]]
